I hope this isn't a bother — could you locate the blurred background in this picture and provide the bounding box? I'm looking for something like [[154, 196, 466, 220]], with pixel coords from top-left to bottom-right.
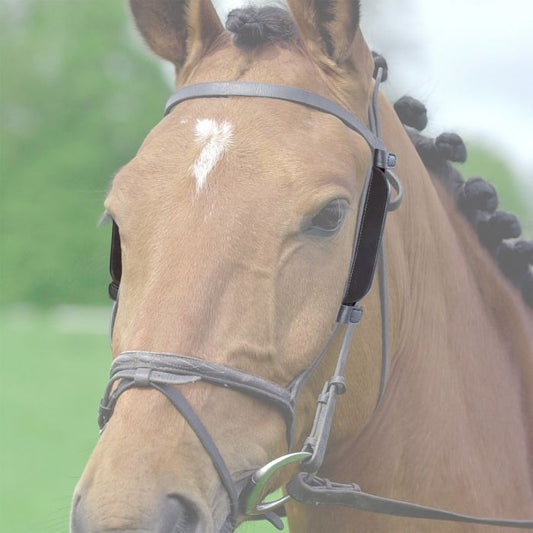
[[1, 1, 531, 531]]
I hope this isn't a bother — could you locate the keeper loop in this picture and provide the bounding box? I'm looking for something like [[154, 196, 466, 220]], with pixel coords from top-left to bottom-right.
[[317, 393, 328, 404], [337, 305, 364, 324], [328, 376, 347, 395], [133, 367, 152, 386], [374, 149, 396, 170]]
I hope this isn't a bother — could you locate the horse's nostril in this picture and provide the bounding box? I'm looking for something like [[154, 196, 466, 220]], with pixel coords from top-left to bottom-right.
[[72, 491, 202, 533], [160, 494, 201, 533]]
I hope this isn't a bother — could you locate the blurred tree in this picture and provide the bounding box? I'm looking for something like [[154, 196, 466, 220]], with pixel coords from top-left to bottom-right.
[[0, 0, 168, 306]]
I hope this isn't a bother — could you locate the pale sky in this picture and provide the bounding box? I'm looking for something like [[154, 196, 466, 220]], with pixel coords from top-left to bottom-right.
[[362, 0, 533, 194]]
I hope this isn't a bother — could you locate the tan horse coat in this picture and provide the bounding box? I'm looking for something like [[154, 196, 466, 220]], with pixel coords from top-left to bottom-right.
[[72, 1, 533, 531]]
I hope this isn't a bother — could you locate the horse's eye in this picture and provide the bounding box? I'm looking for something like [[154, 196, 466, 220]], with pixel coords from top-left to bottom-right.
[[303, 199, 349, 237]]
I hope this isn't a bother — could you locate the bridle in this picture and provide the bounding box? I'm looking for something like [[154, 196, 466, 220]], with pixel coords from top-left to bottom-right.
[[98, 70, 533, 531], [101, 74, 392, 529]]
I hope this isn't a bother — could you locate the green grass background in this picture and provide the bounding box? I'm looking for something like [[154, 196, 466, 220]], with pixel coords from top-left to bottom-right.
[[1, 1, 531, 532]]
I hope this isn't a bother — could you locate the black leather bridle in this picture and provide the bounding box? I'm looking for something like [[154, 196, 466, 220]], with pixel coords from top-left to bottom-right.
[[98, 72, 533, 531]]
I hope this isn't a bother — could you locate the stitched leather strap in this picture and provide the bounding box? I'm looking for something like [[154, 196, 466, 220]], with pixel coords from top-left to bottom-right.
[[163, 81, 392, 309], [288, 474, 533, 529], [106, 351, 296, 446]]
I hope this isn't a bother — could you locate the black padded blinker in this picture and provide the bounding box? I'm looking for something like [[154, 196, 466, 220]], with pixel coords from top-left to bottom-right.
[[343, 167, 390, 306], [109, 221, 122, 301]]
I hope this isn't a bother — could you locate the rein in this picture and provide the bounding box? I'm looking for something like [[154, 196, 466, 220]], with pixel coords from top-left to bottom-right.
[[99, 73, 533, 530]]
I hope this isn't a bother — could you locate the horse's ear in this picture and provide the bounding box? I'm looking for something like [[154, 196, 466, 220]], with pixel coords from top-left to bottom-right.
[[129, 0, 224, 67], [287, 0, 360, 64]]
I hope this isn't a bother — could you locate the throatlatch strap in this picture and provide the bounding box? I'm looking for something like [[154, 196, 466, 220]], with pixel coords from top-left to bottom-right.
[[287, 474, 533, 529]]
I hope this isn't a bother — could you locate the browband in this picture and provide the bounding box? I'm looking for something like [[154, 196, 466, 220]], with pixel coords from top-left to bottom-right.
[[164, 81, 396, 171]]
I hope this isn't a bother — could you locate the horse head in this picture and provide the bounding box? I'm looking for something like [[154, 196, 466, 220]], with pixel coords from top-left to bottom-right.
[[72, 1, 388, 531], [71, 1, 533, 532]]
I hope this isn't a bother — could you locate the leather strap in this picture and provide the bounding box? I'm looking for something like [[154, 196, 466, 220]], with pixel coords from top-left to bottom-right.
[[98, 351, 300, 528], [300, 319, 359, 473], [343, 166, 390, 305], [153, 383, 240, 526], [111, 82, 396, 310], [164, 82, 395, 170], [108, 221, 121, 301], [105, 351, 296, 446], [288, 473, 533, 529]]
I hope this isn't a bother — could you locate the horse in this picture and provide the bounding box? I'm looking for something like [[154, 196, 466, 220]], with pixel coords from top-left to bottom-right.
[[71, 1, 533, 532]]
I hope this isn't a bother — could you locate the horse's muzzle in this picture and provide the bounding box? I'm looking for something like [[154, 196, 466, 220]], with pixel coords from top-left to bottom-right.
[[70, 492, 203, 533]]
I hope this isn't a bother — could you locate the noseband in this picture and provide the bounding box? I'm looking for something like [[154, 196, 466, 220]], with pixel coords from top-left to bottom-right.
[[98, 72, 533, 530]]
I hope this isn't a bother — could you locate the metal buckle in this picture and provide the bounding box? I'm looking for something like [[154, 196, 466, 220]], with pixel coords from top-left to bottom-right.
[[244, 451, 312, 515], [374, 149, 396, 170]]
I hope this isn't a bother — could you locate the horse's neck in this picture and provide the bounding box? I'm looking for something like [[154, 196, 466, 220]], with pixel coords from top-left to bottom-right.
[[300, 99, 533, 531], [380, 103, 533, 466]]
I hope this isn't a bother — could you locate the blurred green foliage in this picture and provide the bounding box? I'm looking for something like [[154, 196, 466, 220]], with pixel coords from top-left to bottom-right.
[[0, 2, 530, 308], [1, 0, 168, 306]]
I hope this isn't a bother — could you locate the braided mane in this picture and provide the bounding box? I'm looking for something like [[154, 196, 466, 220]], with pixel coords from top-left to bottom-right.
[[371, 53, 533, 308]]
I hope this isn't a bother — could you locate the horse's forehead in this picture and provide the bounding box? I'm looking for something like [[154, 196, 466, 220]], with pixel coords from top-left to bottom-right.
[[122, 97, 361, 198]]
